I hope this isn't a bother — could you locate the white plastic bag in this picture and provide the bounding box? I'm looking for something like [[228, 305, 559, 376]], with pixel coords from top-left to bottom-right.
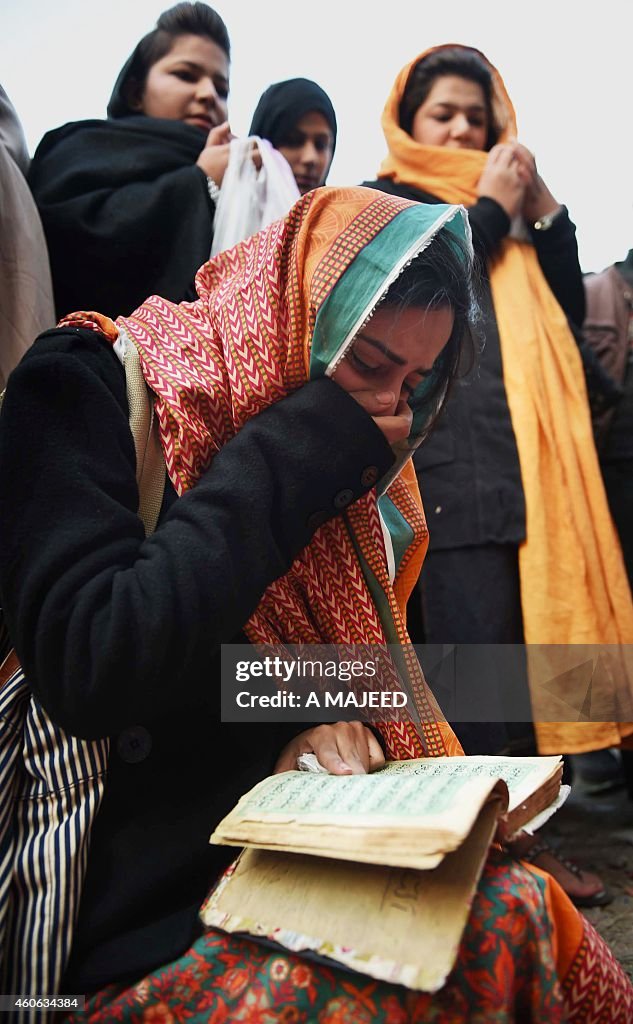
[[210, 136, 300, 256]]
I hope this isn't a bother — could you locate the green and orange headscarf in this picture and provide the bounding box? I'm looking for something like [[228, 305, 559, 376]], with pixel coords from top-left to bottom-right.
[[62, 186, 472, 759]]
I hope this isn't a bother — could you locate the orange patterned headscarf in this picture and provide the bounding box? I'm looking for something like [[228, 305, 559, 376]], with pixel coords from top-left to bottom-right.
[[61, 187, 470, 759]]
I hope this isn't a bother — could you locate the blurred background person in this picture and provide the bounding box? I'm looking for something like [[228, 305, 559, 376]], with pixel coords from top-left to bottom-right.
[[0, 85, 54, 389], [584, 249, 633, 589], [572, 251, 633, 796], [249, 77, 336, 194]]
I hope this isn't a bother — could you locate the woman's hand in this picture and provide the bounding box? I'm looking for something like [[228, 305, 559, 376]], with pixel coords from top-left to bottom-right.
[[347, 390, 413, 444], [477, 143, 525, 220], [510, 142, 561, 224], [196, 120, 233, 184], [274, 721, 385, 775], [196, 121, 261, 184]]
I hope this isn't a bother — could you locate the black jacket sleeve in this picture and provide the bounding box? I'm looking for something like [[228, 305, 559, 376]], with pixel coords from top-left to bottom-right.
[[529, 207, 585, 327], [0, 330, 394, 738], [470, 200, 585, 326], [465, 197, 511, 263]]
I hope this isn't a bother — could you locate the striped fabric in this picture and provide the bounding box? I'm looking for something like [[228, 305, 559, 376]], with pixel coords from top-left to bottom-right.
[[0, 657, 30, 969], [0, 655, 108, 1015]]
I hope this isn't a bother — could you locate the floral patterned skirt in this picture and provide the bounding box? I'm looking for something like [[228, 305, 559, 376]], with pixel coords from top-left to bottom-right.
[[68, 850, 632, 1024]]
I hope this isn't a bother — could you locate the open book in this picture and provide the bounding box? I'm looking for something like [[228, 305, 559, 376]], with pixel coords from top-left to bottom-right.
[[203, 756, 564, 992], [210, 755, 563, 869]]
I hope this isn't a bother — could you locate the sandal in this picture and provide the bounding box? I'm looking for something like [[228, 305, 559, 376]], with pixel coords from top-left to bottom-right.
[[508, 835, 612, 908]]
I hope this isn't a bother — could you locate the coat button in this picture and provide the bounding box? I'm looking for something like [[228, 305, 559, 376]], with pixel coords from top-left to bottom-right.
[[307, 510, 329, 531], [117, 726, 152, 764], [360, 466, 379, 487], [333, 488, 354, 509]]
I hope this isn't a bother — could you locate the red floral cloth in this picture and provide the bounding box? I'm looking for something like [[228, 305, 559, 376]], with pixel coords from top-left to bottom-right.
[[68, 852, 632, 1024]]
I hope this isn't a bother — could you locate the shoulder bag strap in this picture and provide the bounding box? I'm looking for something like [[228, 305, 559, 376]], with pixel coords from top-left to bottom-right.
[[121, 334, 166, 537]]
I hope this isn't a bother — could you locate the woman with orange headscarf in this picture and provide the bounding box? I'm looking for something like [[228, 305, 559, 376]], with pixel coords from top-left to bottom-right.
[[1, 187, 631, 1021], [364, 45, 633, 900]]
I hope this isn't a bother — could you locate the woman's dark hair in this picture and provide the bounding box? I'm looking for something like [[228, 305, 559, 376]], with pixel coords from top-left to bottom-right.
[[108, 3, 230, 118], [399, 47, 500, 151], [382, 228, 480, 436]]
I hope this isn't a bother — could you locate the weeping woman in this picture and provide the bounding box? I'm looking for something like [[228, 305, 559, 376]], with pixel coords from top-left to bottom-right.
[[0, 187, 631, 1021]]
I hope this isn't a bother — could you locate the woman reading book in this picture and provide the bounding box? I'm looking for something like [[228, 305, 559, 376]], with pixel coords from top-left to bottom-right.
[[0, 187, 631, 1021]]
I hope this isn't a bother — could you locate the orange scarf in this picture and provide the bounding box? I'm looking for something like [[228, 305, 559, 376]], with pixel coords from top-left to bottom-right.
[[378, 46, 633, 752]]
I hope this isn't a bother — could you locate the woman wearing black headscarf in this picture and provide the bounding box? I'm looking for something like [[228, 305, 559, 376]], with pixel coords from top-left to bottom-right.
[[249, 78, 336, 195], [29, 2, 239, 319]]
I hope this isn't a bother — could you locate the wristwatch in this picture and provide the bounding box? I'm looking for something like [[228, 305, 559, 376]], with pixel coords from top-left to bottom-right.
[[533, 207, 563, 231]]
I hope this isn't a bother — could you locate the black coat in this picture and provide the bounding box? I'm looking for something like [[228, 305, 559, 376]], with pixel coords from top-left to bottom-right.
[[29, 116, 214, 320], [0, 330, 394, 992], [363, 178, 586, 550]]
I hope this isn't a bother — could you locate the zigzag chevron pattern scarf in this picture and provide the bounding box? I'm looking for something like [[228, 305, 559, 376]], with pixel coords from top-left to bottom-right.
[[63, 187, 470, 759]]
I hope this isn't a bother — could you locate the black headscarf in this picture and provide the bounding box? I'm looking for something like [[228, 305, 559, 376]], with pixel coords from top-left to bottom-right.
[[107, 45, 148, 119], [249, 78, 337, 155]]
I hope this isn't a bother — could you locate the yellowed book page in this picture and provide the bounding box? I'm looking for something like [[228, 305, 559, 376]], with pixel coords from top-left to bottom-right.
[[399, 756, 562, 810], [203, 796, 501, 992], [211, 833, 446, 870], [211, 763, 507, 856]]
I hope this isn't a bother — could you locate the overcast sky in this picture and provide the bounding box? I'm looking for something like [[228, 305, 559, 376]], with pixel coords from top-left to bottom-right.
[[2, 0, 630, 272]]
